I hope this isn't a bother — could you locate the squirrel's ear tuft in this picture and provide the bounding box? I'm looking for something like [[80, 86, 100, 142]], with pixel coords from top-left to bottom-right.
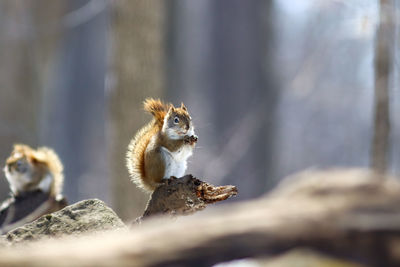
[[30, 157, 40, 165], [30, 150, 47, 164], [180, 102, 187, 111]]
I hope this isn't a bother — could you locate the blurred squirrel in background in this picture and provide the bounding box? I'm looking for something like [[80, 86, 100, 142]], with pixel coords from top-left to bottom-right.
[[127, 98, 198, 192], [0, 144, 67, 233]]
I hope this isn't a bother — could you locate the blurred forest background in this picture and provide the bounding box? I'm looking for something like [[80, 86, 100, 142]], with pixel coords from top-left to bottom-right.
[[0, 0, 399, 220]]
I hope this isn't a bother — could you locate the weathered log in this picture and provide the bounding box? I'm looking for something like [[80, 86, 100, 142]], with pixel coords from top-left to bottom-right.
[[141, 175, 238, 219], [0, 169, 398, 267]]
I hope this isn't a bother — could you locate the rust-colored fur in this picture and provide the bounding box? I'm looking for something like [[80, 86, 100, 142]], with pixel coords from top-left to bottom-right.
[[126, 98, 195, 192], [5, 144, 64, 197], [143, 98, 170, 128]]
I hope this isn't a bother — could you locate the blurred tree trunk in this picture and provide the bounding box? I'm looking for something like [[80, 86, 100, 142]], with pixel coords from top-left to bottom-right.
[[0, 1, 64, 200], [41, 0, 110, 204], [109, 0, 165, 220], [371, 0, 394, 173], [166, 0, 278, 198]]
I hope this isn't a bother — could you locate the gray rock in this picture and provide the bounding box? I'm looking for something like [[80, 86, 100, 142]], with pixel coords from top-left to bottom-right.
[[5, 199, 126, 243]]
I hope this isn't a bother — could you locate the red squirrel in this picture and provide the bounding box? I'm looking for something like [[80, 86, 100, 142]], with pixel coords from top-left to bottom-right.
[[4, 144, 64, 198], [1, 144, 67, 232], [126, 98, 198, 192]]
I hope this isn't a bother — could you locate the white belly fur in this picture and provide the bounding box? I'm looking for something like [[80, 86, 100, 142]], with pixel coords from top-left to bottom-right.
[[4, 167, 30, 195], [161, 145, 193, 178], [4, 168, 53, 195]]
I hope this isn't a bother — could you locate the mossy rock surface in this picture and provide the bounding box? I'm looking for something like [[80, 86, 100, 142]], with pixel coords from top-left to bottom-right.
[[5, 199, 126, 243]]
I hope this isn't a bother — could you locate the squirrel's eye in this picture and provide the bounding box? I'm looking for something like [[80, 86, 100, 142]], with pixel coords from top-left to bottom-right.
[[16, 160, 22, 168], [15, 160, 27, 173], [174, 117, 179, 124]]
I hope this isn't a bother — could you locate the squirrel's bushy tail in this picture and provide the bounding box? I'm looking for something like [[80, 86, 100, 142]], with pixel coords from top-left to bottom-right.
[[126, 98, 170, 191], [143, 98, 170, 127], [126, 122, 159, 191], [35, 147, 64, 197]]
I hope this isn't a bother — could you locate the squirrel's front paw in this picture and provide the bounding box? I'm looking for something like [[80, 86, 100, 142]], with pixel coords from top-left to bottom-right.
[[184, 135, 198, 145]]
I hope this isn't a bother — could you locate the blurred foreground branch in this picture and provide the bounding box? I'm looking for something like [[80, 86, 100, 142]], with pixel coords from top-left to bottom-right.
[[0, 169, 400, 266]]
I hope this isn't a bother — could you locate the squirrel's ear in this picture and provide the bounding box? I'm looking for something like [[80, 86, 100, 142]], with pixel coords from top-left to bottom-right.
[[167, 105, 174, 114], [30, 156, 40, 165], [30, 151, 46, 164], [180, 102, 187, 111]]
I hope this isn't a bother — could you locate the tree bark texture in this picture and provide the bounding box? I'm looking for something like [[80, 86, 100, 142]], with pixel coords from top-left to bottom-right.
[[140, 175, 237, 219]]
